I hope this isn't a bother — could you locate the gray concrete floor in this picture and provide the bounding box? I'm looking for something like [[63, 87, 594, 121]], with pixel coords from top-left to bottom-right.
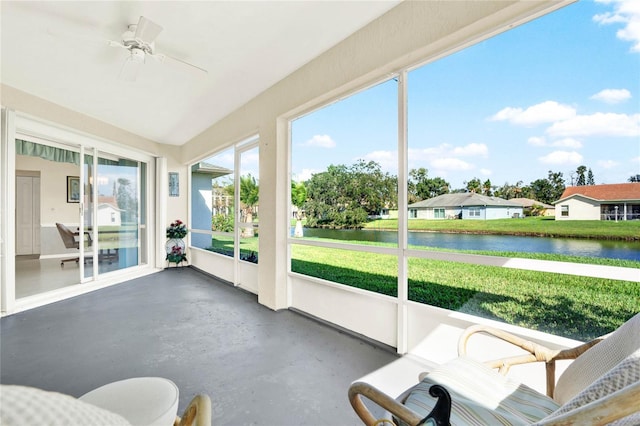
[[1, 267, 397, 425]]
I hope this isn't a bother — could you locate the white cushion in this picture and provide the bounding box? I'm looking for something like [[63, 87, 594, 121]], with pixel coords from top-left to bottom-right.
[[0, 385, 131, 426], [79, 377, 179, 426]]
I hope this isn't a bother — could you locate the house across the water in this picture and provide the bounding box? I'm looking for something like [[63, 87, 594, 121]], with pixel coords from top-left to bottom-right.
[[554, 183, 640, 221], [408, 193, 524, 220], [508, 197, 555, 217]]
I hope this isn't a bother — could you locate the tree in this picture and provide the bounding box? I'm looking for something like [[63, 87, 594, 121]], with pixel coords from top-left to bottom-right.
[[576, 165, 587, 186], [291, 181, 307, 237], [529, 170, 565, 204], [116, 178, 137, 224], [304, 160, 396, 228], [464, 177, 482, 194], [494, 181, 520, 199], [350, 160, 397, 216], [408, 167, 449, 202], [628, 174, 640, 183], [587, 168, 595, 185], [529, 204, 545, 217], [239, 174, 259, 236], [482, 179, 492, 196]]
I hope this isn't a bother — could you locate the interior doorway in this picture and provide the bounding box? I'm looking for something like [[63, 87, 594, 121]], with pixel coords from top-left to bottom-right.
[[15, 172, 41, 256]]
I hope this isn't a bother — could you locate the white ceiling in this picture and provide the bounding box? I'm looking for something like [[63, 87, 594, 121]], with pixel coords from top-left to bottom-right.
[[1, 1, 401, 146]]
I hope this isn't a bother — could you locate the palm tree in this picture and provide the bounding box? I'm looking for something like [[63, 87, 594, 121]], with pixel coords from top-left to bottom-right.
[[291, 181, 307, 237], [239, 174, 259, 237]]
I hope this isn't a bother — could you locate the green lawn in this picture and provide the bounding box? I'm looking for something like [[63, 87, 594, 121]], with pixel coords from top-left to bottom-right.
[[364, 217, 640, 240]]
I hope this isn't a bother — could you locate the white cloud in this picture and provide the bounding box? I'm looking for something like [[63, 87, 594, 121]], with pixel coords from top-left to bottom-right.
[[590, 88, 632, 103], [630, 156, 640, 165], [490, 101, 576, 126], [409, 143, 488, 159], [528, 136, 547, 146], [527, 136, 583, 148], [430, 158, 474, 171], [479, 168, 492, 176], [551, 138, 583, 148], [490, 107, 522, 122], [301, 134, 336, 148], [546, 112, 640, 137], [294, 168, 319, 182], [539, 150, 583, 165], [407, 142, 490, 174], [452, 142, 489, 157], [594, 0, 640, 52], [598, 159, 619, 169], [359, 150, 398, 172]]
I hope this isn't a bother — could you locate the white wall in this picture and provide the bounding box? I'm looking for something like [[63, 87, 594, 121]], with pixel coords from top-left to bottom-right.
[[16, 155, 79, 225], [16, 154, 82, 256], [555, 197, 600, 220]]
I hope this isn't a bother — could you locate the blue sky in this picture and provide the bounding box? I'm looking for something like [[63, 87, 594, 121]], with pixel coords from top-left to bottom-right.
[[291, 0, 640, 191]]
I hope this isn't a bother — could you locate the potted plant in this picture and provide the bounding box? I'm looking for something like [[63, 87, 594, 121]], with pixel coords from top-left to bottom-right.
[[166, 219, 188, 265]]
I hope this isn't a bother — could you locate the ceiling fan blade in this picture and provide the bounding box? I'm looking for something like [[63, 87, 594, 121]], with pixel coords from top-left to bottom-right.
[[119, 55, 143, 82], [108, 40, 129, 50], [47, 27, 113, 48], [152, 53, 208, 76], [134, 16, 163, 44]]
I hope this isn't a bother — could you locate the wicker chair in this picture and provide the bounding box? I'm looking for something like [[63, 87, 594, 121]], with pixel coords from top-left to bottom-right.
[[349, 313, 640, 426]]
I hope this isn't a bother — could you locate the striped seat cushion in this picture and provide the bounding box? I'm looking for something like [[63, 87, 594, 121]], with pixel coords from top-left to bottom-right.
[[398, 356, 560, 426]]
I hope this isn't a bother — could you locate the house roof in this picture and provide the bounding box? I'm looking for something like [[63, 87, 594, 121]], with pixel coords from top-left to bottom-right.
[[555, 183, 640, 203], [507, 198, 554, 209], [409, 193, 521, 208], [191, 162, 233, 178], [97, 196, 122, 211]]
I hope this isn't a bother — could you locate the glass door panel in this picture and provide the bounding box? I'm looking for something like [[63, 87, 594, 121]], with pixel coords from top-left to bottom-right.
[[83, 151, 95, 279], [96, 153, 140, 273], [238, 145, 259, 263], [14, 139, 84, 296]]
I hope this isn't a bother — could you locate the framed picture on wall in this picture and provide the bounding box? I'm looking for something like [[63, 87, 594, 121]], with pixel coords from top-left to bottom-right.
[[67, 176, 80, 203], [169, 172, 179, 197]]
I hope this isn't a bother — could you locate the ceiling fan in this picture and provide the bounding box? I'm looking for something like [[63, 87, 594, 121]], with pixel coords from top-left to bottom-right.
[[106, 16, 208, 81]]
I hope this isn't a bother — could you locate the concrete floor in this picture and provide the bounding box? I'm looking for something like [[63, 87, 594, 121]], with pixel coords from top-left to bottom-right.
[[1, 267, 397, 425]]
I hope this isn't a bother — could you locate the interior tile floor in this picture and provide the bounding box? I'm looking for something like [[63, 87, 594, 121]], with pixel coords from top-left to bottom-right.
[[1, 267, 398, 425], [15, 256, 125, 298]]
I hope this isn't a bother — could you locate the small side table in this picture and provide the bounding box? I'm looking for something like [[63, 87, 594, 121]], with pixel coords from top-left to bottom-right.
[[79, 377, 179, 426]]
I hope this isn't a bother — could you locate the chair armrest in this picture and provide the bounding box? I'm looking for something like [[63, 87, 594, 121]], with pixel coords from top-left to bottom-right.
[[536, 381, 640, 425], [349, 381, 423, 426], [72, 230, 93, 246], [457, 325, 601, 396], [175, 394, 211, 426]]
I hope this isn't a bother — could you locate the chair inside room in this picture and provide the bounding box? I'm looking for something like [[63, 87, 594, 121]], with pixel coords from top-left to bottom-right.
[[55, 222, 92, 267], [349, 313, 640, 426]]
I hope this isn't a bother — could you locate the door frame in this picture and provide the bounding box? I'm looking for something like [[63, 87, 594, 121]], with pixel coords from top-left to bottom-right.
[[1, 109, 159, 315]]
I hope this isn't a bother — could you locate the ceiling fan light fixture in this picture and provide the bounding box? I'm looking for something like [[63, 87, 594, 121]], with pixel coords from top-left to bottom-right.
[[130, 47, 145, 63], [119, 50, 144, 82]]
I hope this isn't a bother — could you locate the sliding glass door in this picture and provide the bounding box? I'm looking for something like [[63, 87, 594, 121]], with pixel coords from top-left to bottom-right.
[[83, 151, 145, 278], [14, 138, 148, 296]]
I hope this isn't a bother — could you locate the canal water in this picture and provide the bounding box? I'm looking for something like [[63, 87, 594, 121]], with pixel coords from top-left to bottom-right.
[[295, 227, 640, 261]]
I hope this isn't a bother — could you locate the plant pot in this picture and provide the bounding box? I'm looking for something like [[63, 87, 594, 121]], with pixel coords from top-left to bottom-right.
[[165, 238, 187, 265]]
